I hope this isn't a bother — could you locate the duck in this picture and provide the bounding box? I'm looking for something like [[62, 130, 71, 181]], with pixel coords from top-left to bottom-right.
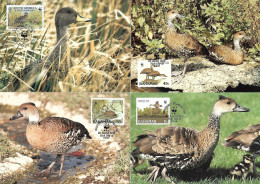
[[9, 102, 92, 177], [131, 95, 249, 183], [11, 7, 91, 91], [223, 123, 260, 175], [165, 10, 209, 82], [230, 154, 254, 180], [147, 71, 167, 80], [140, 65, 154, 79], [209, 31, 250, 65], [15, 12, 28, 26]]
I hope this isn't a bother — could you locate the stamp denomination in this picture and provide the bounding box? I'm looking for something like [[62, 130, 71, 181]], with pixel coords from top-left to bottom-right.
[[136, 98, 170, 125], [138, 59, 171, 87], [6, 5, 44, 30]]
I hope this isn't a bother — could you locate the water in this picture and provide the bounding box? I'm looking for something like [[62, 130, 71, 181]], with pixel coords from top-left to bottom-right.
[[0, 109, 95, 183]]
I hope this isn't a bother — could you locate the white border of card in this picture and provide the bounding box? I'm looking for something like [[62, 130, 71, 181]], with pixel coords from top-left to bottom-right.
[[6, 5, 44, 30], [91, 98, 125, 125], [138, 59, 171, 88], [136, 97, 170, 125]]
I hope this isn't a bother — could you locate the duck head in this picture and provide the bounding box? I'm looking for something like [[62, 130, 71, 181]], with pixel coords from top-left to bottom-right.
[[55, 7, 91, 27], [167, 10, 185, 21], [234, 31, 250, 41], [10, 102, 39, 122], [213, 95, 250, 116]]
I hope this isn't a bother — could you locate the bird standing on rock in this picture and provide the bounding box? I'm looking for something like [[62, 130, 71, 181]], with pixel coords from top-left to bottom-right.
[[165, 10, 209, 83]]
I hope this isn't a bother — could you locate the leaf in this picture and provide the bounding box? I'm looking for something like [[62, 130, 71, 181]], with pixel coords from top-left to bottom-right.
[[148, 31, 153, 40], [144, 24, 149, 34], [137, 17, 145, 27]]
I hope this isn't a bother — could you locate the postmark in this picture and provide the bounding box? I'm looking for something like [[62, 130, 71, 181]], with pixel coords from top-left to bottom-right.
[[6, 5, 44, 30], [138, 59, 171, 87], [91, 98, 125, 139], [163, 102, 186, 122], [136, 98, 170, 125]]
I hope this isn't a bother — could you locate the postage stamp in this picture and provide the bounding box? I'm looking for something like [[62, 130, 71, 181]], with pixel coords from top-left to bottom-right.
[[136, 98, 170, 125], [91, 98, 125, 139], [91, 98, 125, 125], [6, 5, 44, 30], [138, 59, 171, 88]]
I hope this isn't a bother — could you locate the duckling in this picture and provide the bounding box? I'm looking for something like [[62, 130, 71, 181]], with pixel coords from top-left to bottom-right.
[[230, 154, 254, 180], [131, 95, 249, 183], [9, 102, 91, 177], [223, 124, 260, 175], [11, 7, 91, 91], [209, 31, 250, 65], [165, 10, 208, 82]]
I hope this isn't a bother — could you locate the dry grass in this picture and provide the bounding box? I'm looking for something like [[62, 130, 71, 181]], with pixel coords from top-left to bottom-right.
[[0, 0, 130, 92]]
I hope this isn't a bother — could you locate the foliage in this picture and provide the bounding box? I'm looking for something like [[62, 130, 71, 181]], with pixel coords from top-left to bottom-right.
[[131, 0, 259, 61], [138, 107, 168, 117]]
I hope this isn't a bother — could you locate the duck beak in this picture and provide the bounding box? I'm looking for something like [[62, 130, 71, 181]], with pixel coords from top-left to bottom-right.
[[243, 36, 251, 40], [76, 14, 91, 22], [9, 111, 23, 121], [176, 14, 185, 19], [233, 104, 250, 112]]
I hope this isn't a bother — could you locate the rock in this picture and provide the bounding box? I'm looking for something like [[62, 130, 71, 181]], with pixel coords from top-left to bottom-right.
[[131, 56, 260, 92]]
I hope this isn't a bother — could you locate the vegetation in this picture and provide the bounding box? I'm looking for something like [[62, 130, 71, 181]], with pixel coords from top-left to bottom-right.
[[131, 0, 259, 61], [138, 107, 168, 117], [131, 93, 260, 183], [0, 0, 130, 92]]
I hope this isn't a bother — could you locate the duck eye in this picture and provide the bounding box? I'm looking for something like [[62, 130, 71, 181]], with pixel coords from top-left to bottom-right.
[[227, 101, 231, 105], [67, 10, 72, 14], [23, 107, 27, 110]]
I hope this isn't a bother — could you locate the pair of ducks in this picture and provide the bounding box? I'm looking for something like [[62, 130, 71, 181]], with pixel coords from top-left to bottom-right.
[[165, 10, 250, 81], [131, 95, 259, 183]]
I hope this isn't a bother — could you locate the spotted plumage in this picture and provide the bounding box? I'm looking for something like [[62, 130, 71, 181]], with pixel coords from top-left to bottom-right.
[[165, 10, 208, 82], [131, 95, 250, 183], [209, 31, 250, 65], [9, 102, 91, 177]]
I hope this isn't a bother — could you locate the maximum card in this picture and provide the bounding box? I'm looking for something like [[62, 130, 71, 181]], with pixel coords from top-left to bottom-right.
[[136, 98, 170, 125], [91, 98, 125, 125], [6, 5, 44, 30], [138, 59, 171, 88]]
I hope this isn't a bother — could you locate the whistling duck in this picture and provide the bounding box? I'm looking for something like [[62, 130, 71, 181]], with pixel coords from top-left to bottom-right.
[[103, 105, 117, 119], [131, 95, 249, 183], [230, 154, 254, 180], [223, 124, 260, 175], [147, 71, 167, 80], [12, 7, 91, 91], [165, 10, 208, 82], [140, 65, 154, 79], [15, 12, 28, 26], [9, 102, 91, 177], [209, 31, 250, 65]]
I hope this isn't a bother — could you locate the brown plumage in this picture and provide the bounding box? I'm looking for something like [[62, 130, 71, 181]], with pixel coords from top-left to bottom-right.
[[223, 124, 260, 175], [9, 102, 91, 177], [165, 10, 208, 82], [140, 65, 154, 79], [147, 71, 167, 80], [131, 95, 250, 183], [209, 31, 250, 65]]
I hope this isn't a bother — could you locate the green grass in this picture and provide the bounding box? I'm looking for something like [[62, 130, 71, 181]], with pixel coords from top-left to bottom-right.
[[130, 93, 260, 184]]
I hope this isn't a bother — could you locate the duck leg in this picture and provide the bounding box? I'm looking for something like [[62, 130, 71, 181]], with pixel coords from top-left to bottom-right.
[[161, 167, 176, 184], [146, 166, 160, 183], [59, 154, 65, 177], [173, 57, 188, 84], [35, 154, 61, 177], [253, 155, 258, 176]]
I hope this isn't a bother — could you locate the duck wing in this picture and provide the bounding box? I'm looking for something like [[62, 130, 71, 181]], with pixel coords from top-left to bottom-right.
[[223, 124, 260, 151]]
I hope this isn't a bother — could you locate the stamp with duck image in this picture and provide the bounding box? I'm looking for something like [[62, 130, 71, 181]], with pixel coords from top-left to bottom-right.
[[6, 5, 44, 30], [91, 98, 125, 139], [138, 59, 171, 88], [136, 98, 170, 125]]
